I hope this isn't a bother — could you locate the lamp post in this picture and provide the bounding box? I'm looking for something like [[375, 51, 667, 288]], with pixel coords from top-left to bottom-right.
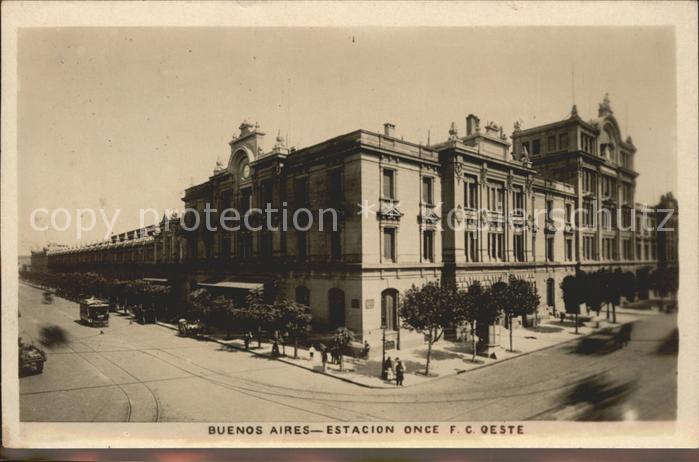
[[380, 324, 387, 380]]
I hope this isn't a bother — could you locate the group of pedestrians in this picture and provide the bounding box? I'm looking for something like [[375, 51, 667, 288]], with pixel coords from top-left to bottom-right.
[[383, 356, 405, 386]]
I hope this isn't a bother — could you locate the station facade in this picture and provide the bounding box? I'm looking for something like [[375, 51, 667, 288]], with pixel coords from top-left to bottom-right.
[[46, 95, 677, 349]]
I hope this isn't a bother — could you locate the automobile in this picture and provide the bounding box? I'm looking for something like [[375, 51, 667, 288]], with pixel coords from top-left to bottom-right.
[[19, 339, 47, 376], [178, 318, 203, 337], [80, 297, 110, 327]]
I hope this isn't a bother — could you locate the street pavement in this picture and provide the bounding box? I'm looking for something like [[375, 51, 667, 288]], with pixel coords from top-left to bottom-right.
[[19, 283, 677, 422]]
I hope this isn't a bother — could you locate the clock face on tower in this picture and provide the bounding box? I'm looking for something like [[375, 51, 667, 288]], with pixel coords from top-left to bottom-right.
[[242, 164, 251, 180]]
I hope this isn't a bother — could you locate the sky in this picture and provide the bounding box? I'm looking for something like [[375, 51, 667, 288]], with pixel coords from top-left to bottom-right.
[[18, 27, 677, 254]]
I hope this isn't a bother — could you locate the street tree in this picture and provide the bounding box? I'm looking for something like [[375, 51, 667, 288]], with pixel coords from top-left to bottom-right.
[[209, 295, 238, 339], [636, 267, 652, 300], [560, 274, 583, 334], [620, 271, 637, 304], [582, 270, 603, 317], [275, 299, 312, 358], [503, 276, 540, 351], [454, 281, 495, 363], [482, 281, 508, 347], [244, 288, 277, 348], [601, 269, 623, 323], [652, 266, 679, 311], [400, 281, 458, 376], [333, 326, 356, 371]]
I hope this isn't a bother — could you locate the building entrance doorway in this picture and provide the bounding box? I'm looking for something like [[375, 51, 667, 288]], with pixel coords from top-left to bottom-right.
[[546, 278, 556, 314], [328, 288, 345, 329]]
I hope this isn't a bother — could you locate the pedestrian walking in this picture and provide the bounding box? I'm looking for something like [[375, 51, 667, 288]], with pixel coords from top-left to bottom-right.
[[362, 340, 371, 360], [244, 331, 253, 350], [308, 344, 316, 361], [272, 339, 280, 357], [383, 356, 393, 382], [395, 358, 405, 386], [321, 346, 328, 372], [618, 324, 632, 348]]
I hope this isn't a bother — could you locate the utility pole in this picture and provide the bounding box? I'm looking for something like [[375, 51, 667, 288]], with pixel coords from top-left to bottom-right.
[[380, 325, 387, 380]]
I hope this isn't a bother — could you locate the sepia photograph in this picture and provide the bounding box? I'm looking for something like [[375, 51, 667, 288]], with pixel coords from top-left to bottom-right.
[[2, 0, 697, 451]]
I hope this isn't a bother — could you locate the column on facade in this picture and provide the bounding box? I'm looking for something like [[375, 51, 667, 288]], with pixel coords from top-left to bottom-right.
[[524, 181, 531, 262], [504, 174, 511, 262], [595, 166, 602, 261], [478, 165, 487, 262], [615, 174, 622, 261], [452, 164, 465, 264], [576, 161, 584, 263]]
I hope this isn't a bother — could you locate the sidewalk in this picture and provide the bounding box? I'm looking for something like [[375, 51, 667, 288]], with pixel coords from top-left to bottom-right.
[[156, 304, 661, 389]]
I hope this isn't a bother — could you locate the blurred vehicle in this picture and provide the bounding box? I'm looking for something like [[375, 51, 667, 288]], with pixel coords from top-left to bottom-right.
[[42, 291, 54, 304], [19, 338, 47, 375], [80, 297, 110, 327], [343, 340, 365, 358], [178, 318, 203, 337], [132, 305, 156, 324]]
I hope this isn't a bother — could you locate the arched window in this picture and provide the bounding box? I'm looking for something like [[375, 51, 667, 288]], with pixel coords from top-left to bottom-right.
[[295, 286, 310, 306], [381, 289, 399, 331], [328, 288, 345, 329]]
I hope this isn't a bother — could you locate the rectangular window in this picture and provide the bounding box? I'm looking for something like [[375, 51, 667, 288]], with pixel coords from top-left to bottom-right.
[[512, 187, 524, 215], [383, 169, 395, 200], [546, 236, 555, 262], [239, 232, 253, 258], [565, 238, 573, 261], [240, 188, 252, 216], [422, 176, 434, 205], [297, 231, 308, 260], [330, 230, 342, 260], [383, 228, 396, 262], [464, 176, 478, 209], [329, 169, 343, 207], [522, 141, 530, 156], [565, 203, 572, 224], [261, 232, 273, 257], [583, 200, 595, 227], [546, 199, 554, 222], [532, 139, 541, 155], [422, 230, 434, 262], [559, 133, 569, 150], [548, 135, 556, 152], [488, 232, 504, 261], [582, 170, 596, 195], [622, 239, 631, 260], [513, 233, 525, 262], [465, 231, 478, 262], [601, 208, 608, 229], [261, 180, 274, 211], [488, 182, 504, 212], [294, 178, 309, 208]]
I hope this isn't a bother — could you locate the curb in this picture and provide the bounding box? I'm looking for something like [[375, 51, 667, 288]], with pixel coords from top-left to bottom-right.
[[152, 317, 639, 389], [154, 322, 387, 389], [446, 323, 626, 380]]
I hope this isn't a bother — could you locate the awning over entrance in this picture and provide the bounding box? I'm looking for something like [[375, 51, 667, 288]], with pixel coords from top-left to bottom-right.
[[197, 281, 263, 291]]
